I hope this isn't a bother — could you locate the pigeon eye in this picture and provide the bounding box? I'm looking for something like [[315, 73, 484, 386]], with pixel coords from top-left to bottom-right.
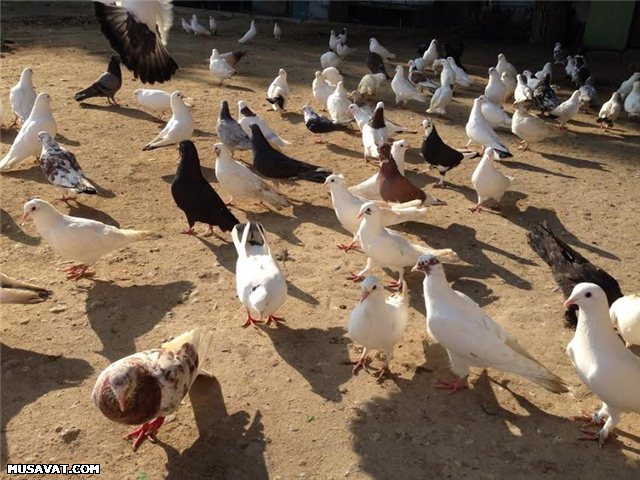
[[585, 292, 592, 298], [31, 206, 36, 211], [372, 285, 377, 290]]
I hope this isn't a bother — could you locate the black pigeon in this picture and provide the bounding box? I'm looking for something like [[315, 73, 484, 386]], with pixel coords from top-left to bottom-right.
[[171, 141, 239, 236], [94, 1, 178, 84], [527, 222, 623, 328], [572, 55, 590, 87], [533, 73, 559, 115], [366, 52, 390, 79], [74, 55, 122, 106], [443, 42, 466, 72], [302, 105, 349, 137], [250, 124, 331, 183], [416, 42, 429, 56], [420, 118, 478, 188]]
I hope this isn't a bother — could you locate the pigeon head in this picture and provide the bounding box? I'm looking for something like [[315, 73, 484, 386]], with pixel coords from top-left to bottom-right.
[[170, 91, 184, 109], [219, 100, 231, 119], [33, 92, 51, 110], [422, 118, 434, 135], [555, 42, 561, 48], [192, 14, 197, 20], [498, 53, 506, 61], [612, 91, 621, 102], [377, 143, 392, 162], [347, 103, 359, 117], [210, 48, 220, 58], [302, 105, 315, 119], [233, 222, 266, 247], [107, 56, 121, 76], [356, 201, 380, 220], [392, 139, 409, 152], [564, 283, 608, 312], [323, 174, 345, 188], [278, 68, 287, 79], [22, 198, 56, 223], [369, 103, 385, 129], [37, 131, 56, 148], [238, 100, 254, 117], [133, 89, 142, 98], [369, 37, 376, 45], [213, 142, 232, 159], [314, 71, 322, 80], [107, 363, 138, 412], [394, 65, 404, 75], [411, 254, 440, 275], [359, 276, 382, 303], [483, 147, 497, 160], [177, 141, 201, 172], [20, 67, 34, 81]]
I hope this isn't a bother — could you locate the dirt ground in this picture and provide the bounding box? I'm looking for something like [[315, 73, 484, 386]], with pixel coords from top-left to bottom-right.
[[1, 2, 639, 479]]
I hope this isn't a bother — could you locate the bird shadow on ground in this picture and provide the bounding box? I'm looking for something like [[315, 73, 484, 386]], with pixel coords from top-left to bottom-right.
[[0, 343, 93, 469], [66, 202, 121, 227], [78, 103, 160, 124], [500, 159, 577, 179], [541, 152, 609, 171], [224, 84, 255, 93], [286, 280, 320, 306], [0, 127, 18, 144], [0, 208, 41, 246], [85, 280, 194, 361], [55, 132, 80, 147], [291, 201, 353, 239], [0, 163, 48, 185], [281, 111, 304, 125], [262, 324, 351, 402], [195, 236, 236, 273], [160, 376, 268, 480], [326, 142, 362, 159], [193, 129, 215, 138]]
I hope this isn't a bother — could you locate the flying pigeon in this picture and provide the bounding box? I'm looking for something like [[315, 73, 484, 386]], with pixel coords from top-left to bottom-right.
[[465, 97, 512, 158], [267, 68, 289, 112], [470, 148, 514, 212], [9, 67, 36, 127], [216, 100, 252, 152], [238, 100, 290, 149], [238, 20, 257, 44], [143, 91, 194, 150], [597, 91, 622, 130], [74, 55, 122, 106], [0, 272, 52, 304]]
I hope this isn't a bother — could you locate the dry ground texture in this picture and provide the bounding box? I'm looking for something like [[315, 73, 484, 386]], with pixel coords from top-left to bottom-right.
[[1, 2, 640, 479]]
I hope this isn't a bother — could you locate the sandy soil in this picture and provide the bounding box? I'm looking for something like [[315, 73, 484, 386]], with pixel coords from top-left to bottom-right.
[[1, 2, 639, 479]]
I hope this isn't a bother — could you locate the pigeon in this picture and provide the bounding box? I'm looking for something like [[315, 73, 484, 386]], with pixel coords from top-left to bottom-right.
[[578, 76, 597, 109], [336, 41, 355, 58], [421, 118, 478, 187], [495, 53, 517, 78], [133, 88, 171, 119], [443, 42, 465, 71], [348, 275, 409, 381], [421, 39, 439, 71], [565, 56, 576, 80], [624, 81, 640, 119], [564, 283, 640, 446], [597, 91, 622, 130], [547, 90, 581, 128], [9, 67, 36, 126], [347, 95, 413, 134], [366, 52, 390, 79], [190, 14, 211, 36], [94, 0, 178, 84], [533, 73, 559, 114], [22, 198, 160, 280], [514, 74, 534, 104], [320, 51, 342, 70], [618, 72, 640, 99], [412, 253, 568, 394], [267, 68, 289, 112], [511, 103, 562, 151], [232, 222, 287, 327], [92, 328, 214, 451], [358, 73, 387, 97], [329, 30, 339, 51], [209, 16, 217, 35], [171, 141, 239, 236], [37, 132, 97, 199], [535, 62, 553, 83], [553, 42, 566, 64], [465, 97, 512, 158], [351, 140, 408, 199], [433, 59, 456, 93], [218, 50, 247, 67], [238, 20, 257, 44], [0, 92, 57, 171], [74, 55, 122, 106], [250, 124, 331, 183], [337, 27, 348, 45], [527, 222, 623, 329], [181, 17, 192, 34], [485, 68, 507, 105], [407, 61, 439, 92], [321, 67, 343, 86], [238, 100, 290, 149], [327, 81, 352, 124], [273, 22, 281, 41], [209, 49, 235, 85], [350, 202, 458, 288], [142, 91, 193, 150], [217, 100, 252, 152], [0, 272, 52, 305], [501, 72, 516, 101], [214, 142, 289, 210], [470, 148, 513, 212], [426, 83, 453, 116], [369, 37, 395, 62], [360, 102, 387, 160], [312, 71, 334, 109], [302, 105, 349, 140], [391, 65, 427, 106], [447, 57, 472, 87], [523, 70, 540, 90], [572, 55, 590, 87], [479, 95, 512, 130], [610, 295, 640, 347]]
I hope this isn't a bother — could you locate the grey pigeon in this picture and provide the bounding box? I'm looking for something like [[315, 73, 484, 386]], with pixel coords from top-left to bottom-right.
[[74, 55, 122, 106], [216, 100, 252, 152]]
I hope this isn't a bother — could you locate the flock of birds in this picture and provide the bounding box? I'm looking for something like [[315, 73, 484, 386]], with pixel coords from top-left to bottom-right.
[[2, 0, 640, 455]]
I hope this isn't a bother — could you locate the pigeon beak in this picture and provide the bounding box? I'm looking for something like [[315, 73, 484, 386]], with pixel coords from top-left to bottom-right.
[[360, 291, 370, 302], [116, 393, 127, 412], [411, 263, 421, 273], [563, 298, 575, 308], [20, 213, 30, 222], [356, 212, 364, 220]]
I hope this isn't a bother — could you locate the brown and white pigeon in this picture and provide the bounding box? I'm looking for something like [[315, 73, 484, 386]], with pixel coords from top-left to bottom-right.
[[92, 328, 214, 451]]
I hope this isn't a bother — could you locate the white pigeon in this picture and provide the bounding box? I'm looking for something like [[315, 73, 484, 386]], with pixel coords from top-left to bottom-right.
[[623, 81, 640, 119], [320, 50, 341, 69], [495, 53, 517, 78], [329, 30, 339, 51], [22, 198, 160, 280], [412, 253, 568, 394], [484, 67, 507, 105], [350, 202, 458, 288], [391, 65, 427, 106], [142, 91, 193, 150], [617, 72, 640, 99], [0, 92, 56, 171], [479, 95, 512, 130], [238, 20, 257, 44], [336, 41, 355, 58], [511, 102, 562, 150], [465, 96, 512, 158], [273, 22, 281, 41], [312, 71, 334, 110], [500, 71, 516, 101], [470, 148, 514, 212], [348, 103, 374, 131], [564, 56, 576, 79], [426, 83, 453, 115], [514, 74, 534, 104], [610, 294, 640, 347], [9, 67, 37, 126], [238, 100, 290, 149], [523, 70, 540, 90], [369, 37, 395, 62], [433, 59, 456, 92], [348, 276, 409, 380], [190, 14, 211, 35], [209, 16, 217, 35], [597, 91, 622, 130], [267, 68, 290, 112], [564, 283, 640, 446], [214, 143, 289, 209], [326, 82, 352, 124], [209, 49, 235, 85], [357, 73, 386, 96], [321, 67, 343, 86], [232, 222, 287, 327], [133, 88, 171, 119], [535, 62, 553, 82], [181, 17, 192, 34], [448, 57, 472, 87], [350, 140, 408, 200], [549, 90, 581, 128], [421, 39, 439, 71]]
